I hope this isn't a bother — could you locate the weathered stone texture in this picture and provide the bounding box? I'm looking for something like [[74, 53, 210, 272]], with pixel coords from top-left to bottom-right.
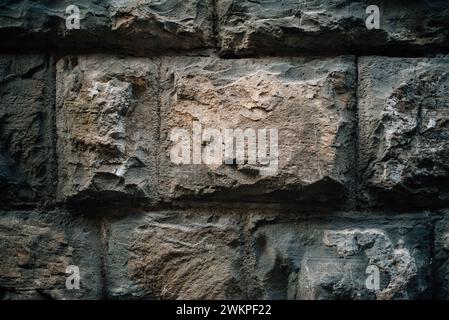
[[218, 0, 449, 56], [0, 211, 103, 299], [0, 55, 55, 207], [159, 56, 356, 203], [0, 0, 214, 52], [56, 55, 159, 204], [249, 213, 432, 299], [358, 56, 449, 207], [106, 211, 246, 299], [434, 213, 449, 299], [2, 1, 449, 302], [0, 209, 443, 301]]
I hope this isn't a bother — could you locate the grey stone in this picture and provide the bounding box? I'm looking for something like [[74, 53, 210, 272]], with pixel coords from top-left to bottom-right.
[[0, 55, 55, 207], [434, 212, 449, 299], [0, 0, 214, 53], [218, 0, 449, 57], [0, 211, 103, 299], [358, 56, 449, 207], [249, 213, 432, 299]]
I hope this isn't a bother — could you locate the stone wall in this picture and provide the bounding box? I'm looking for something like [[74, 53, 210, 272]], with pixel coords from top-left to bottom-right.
[[1, 0, 449, 300]]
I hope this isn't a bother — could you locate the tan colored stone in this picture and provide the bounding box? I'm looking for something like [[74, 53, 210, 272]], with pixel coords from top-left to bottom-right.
[[106, 212, 245, 299], [159, 56, 356, 203], [56, 55, 159, 204]]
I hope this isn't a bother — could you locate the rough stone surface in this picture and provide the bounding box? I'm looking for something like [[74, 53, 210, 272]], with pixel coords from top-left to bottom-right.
[[106, 211, 246, 299], [0, 211, 103, 299], [434, 212, 449, 299], [0, 0, 214, 53], [2, 2, 449, 301], [218, 0, 449, 57], [249, 213, 432, 299], [159, 56, 356, 204], [0, 55, 55, 207], [56, 55, 159, 205], [358, 56, 449, 208]]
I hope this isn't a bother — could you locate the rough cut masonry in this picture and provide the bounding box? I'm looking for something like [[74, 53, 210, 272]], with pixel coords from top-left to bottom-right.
[[1, 0, 449, 299]]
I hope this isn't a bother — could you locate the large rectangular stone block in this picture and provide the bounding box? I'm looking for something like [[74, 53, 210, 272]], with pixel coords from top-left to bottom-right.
[[218, 0, 449, 57], [159, 56, 356, 204], [0, 0, 214, 52], [56, 55, 159, 205], [358, 56, 449, 207], [105, 211, 246, 299], [248, 212, 432, 299], [0, 211, 103, 299], [0, 55, 55, 207]]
